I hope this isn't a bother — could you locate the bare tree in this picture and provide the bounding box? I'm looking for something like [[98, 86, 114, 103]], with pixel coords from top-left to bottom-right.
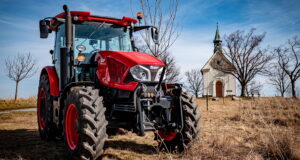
[[137, 0, 179, 56], [184, 69, 203, 98], [4, 53, 37, 100], [158, 51, 180, 82], [276, 36, 300, 98], [246, 80, 263, 96], [268, 63, 290, 97], [223, 28, 273, 97], [133, 0, 181, 82]]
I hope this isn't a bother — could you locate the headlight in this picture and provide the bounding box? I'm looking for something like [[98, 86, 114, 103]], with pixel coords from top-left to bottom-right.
[[129, 65, 165, 82], [130, 65, 151, 81]]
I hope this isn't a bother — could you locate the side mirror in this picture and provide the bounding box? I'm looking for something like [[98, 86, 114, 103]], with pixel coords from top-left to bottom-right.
[[39, 19, 50, 38], [151, 27, 159, 44]]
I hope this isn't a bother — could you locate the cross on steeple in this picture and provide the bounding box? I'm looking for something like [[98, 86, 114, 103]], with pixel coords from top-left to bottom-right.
[[213, 22, 222, 53]]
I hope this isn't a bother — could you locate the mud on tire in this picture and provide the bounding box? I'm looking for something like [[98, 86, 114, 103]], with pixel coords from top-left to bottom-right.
[[160, 92, 200, 153], [37, 74, 57, 140], [63, 86, 108, 160]]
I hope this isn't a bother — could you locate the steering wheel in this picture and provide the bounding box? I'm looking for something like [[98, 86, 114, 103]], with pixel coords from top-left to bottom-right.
[[89, 49, 100, 55]]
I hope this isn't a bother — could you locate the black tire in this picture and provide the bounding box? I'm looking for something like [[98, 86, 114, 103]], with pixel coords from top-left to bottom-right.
[[63, 86, 108, 160], [37, 74, 56, 140], [159, 92, 200, 153]]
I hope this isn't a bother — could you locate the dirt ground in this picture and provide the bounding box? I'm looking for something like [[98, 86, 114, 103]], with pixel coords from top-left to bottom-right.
[[0, 97, 299, 160]]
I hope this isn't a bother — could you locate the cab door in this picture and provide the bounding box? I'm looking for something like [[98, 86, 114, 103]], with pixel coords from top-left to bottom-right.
[[53, 24, 66, 81]]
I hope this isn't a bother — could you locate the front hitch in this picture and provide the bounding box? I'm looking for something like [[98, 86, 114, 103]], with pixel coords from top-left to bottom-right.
[[134, 82, 184, 136]]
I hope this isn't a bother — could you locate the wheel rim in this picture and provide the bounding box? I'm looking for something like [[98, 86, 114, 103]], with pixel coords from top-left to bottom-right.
[[37, 88, 46, 130], [65, 104, 79, 150], [158, 131, 177, 141]]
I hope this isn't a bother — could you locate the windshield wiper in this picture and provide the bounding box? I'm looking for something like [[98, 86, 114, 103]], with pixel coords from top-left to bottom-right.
[[80, 22, 105, 45]]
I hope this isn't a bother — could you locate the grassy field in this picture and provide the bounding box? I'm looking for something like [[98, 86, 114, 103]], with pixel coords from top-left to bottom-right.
[[0, 97, 299, 160], [0, 97, 36, 111]]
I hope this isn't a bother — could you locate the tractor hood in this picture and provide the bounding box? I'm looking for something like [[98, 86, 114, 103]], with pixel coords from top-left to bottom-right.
[[96, 51, 165, 66], [96, 51, 165, 91]]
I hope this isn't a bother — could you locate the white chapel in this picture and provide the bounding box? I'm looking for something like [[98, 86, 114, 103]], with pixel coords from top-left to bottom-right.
[[201, 25, 236, 97]]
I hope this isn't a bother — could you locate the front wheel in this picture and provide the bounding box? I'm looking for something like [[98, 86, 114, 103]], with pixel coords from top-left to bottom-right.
[[159, 92, 200, 152], [37, 74, 56, 140], [63, 86, 108, 160]]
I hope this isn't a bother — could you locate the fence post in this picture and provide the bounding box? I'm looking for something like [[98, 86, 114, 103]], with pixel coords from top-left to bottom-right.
[[206, 95, 208, 111]]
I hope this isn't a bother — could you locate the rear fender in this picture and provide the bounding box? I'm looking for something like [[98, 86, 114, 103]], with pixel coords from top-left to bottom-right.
[[40, 66, 59, 97]]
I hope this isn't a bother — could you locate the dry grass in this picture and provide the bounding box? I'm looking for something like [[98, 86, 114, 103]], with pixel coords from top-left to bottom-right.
[[0, 97, 299, 160], [186, 97, 300, 160], [0, 97, 36, 111]]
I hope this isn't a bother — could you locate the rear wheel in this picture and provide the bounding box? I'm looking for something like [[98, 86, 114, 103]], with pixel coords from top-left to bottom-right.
[[159, 92, 200, 152], [63, 86, 108, 160], [37, 74, 56, 140]]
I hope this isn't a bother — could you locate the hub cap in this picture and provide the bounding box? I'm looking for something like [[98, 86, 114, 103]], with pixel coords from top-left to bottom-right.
[[65, 104, 79, 150], [37, 88, 46, 130]]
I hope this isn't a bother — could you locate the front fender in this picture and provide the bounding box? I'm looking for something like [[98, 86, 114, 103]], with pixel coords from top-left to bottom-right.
[[40, 66, 59, 97]]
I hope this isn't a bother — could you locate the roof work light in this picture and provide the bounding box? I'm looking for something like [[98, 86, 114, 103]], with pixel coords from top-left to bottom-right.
[[137, 12, 143, 23]]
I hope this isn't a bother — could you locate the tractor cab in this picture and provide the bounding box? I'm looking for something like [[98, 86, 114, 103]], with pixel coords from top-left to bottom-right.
[[40, 9, 158, 84], [53, 22, 134, 81]]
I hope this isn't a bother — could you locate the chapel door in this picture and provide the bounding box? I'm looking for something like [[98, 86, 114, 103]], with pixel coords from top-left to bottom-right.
[[216, 81, 223, 97]]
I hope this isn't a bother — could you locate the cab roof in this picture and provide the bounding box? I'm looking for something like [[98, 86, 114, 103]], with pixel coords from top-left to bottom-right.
[[50, 11, 137, 31]]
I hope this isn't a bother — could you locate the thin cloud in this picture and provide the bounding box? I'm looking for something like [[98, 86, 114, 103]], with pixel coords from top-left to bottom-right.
[[0, 17, 35, 30], [0, 18, 12, 25]]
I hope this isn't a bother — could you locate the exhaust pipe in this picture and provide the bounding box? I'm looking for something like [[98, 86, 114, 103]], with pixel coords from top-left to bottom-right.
[[60, 48, 70, 90], [60, 5, 73, 91], [63, 5, 73, 49]]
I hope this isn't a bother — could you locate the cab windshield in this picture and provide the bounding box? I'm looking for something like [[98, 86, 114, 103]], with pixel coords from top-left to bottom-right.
[[74, 22, 132, 57]]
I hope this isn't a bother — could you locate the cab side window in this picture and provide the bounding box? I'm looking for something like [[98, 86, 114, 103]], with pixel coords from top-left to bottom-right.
[[54, 25, 65, 79]]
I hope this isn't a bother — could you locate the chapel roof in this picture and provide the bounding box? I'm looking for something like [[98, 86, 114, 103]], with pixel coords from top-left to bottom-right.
[[201, 24, 235, 73]]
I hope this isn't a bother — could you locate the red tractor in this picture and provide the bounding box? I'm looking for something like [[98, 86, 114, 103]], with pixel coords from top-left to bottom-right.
[[38, 5, 200, 159]]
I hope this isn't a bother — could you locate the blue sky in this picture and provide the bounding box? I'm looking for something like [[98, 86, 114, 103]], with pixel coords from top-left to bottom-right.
[[0, 0, 299, 98]]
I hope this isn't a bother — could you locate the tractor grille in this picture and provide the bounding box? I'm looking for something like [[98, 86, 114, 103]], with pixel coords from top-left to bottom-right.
[[107, 58, 128, 83], [112, 104, 135, 112]]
